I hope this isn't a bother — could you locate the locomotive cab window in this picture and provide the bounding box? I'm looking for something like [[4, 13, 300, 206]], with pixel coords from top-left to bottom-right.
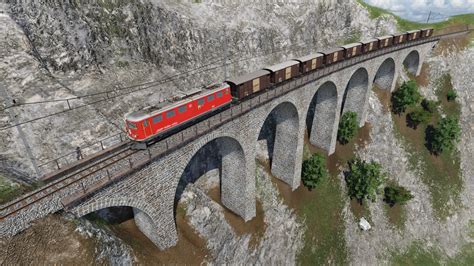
[[217, 91, 223, 98], [166, 110, 176, 118], [127, 122, 137, 129], [152, 115, 162, 124], [207, 95, 215, 102], [178, 106, 187, 113], [198, 98, 205, 105]]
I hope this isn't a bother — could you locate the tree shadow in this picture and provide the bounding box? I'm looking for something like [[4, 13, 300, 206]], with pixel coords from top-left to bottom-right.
[[424, 125, 438, 155], [405, 114, 419, 129]]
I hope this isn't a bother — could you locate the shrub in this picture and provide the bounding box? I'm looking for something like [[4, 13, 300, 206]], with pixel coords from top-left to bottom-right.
[[337, 112, 358, 144], [302, 153, 328, 190], [429, 116, 461, 154], [447, 89, 457, 101], [391, 80, 421, 114], [421, 98, 437, 113], [407, 107, 432, 128], [345, 159, 386, 203], [384, 185, 414, 206]]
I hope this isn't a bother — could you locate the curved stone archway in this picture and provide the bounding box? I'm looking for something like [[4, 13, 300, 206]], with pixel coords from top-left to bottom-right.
[[374, 58, 396, 91], [306, 81, 338, 154], [342, 67, 370, 126], [403, 50, 420, 75], [71, 197, 174, 250], [175, 136, 248, 219], [257, 101, 301, 188]]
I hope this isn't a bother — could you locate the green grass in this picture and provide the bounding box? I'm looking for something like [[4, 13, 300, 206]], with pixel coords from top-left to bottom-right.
[[391, 76, 463, 220], [297, 151, 348, 265], [356, 0, 474, 31]]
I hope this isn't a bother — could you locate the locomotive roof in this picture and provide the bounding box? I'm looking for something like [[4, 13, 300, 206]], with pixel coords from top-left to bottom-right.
[[294, 53, 324, 63], [226, 69, 271, 86], [263, 60, 300, 72], [360, 38, 378, 44], [320, 47, 344, 55], [125, 83, 229, 122], [376, 35, 393, 40], [341, 43, 362, 49]]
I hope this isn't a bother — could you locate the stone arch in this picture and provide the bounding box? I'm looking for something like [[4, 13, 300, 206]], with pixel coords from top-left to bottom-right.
[[403, 50, 420, 75], [306, 81, 338, 154], [342, 67, 370, 126], [71, 197, 172, 250], [175, 136, 249, 219], [257, 101, 300, 188], [374, 57, 396, 91]]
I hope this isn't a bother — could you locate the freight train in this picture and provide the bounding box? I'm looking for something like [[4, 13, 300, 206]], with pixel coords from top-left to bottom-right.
[[125, 28, 433, 143]]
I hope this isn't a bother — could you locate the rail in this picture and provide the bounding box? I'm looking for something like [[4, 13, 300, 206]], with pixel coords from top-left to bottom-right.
[[0, 27, 470, 220]]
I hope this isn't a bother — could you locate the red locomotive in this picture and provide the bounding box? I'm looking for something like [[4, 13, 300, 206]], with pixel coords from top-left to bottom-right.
[[125, 83, 232, 142], [125, 28, 434, 143]]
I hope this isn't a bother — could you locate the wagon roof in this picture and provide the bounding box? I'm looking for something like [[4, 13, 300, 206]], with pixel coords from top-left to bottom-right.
[[407, 29, 421, 33], [421, 28, 433, 31], [320, 47, 344, 55], [392, 32, 406, 36], [341, 43, 362, 49], [226, 69, 271, 86], [360, 38, 378, 44], [263, 60, 300, 72], [377, 35, 393, 40], [294, 53, 324, 62]]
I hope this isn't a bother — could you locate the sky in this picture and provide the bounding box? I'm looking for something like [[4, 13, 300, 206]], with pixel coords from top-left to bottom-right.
[[363, 0, 474, 22]]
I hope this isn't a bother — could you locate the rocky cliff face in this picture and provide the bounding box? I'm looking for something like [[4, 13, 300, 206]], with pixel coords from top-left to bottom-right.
[[1, 0, 397, 176]]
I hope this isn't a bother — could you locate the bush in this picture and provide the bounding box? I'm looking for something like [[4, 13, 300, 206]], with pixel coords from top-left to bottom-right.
[[407, 107, 432, 128], [302, 153, 328, 190], [429, 116, 461, 154], [421, 98, 437, 113], [447, 89, 457, 101], [345, 159, 386, 203], [337, 112, 358, 144], [391, 80, 421, 114], [384, 185, 414, 206]]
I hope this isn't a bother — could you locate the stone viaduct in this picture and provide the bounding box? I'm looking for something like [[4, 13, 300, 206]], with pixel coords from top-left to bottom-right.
[[0, 40, 436, 250]]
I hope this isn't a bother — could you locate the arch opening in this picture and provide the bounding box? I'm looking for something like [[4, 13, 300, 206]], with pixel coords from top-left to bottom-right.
[[306, 81, 338, 153], [257, 102, 300, 187], [175, 136, 247, 218], [374, 58, 396, 91], [403, 50, 420, 76], [342, 67, 369, 125]]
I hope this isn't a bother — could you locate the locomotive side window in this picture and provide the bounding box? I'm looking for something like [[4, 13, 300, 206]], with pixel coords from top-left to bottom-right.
[[217, 91, 223, 98], [152, 115, 162, 124], [178, 105, 187, 113], [207, 95, 215, 102], [143, 120, 148, 127], [127, 122, 137, 129], [166, 110, 176, 118], [198, 98, 205, 105]]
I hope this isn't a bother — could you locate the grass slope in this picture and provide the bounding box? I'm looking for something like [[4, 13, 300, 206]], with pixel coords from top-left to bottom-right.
[[356, 0, 474, 31]]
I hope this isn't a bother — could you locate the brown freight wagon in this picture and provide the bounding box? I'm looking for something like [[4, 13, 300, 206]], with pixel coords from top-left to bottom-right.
[[377, 35, 394, 48], [293, 53, 324, 73], [360, 38, 379, 53], [392, 32, 408, 44], [407, 30, 421, 41], [421, 28, 434, 38], [321, 47, 345, 65], [263, 60, 300, 84], [341, 43, 363, 59], [225, 69, 271, 100]]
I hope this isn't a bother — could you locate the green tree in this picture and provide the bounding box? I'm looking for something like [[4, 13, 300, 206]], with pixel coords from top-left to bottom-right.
[[391, 80, 421, 114], [337, 112, 358, 144], [345, 159, 386, 203], [447, 89, 457, 102], [407, 107, 432, 128], [421, 98, 437, 113], [302, 153, 328, 190], [430, 116, 461, 154], [384, 185, 414, 206]]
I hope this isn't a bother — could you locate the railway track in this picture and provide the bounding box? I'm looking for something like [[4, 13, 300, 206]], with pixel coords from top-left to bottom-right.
[[0, 143, 137, 219]]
